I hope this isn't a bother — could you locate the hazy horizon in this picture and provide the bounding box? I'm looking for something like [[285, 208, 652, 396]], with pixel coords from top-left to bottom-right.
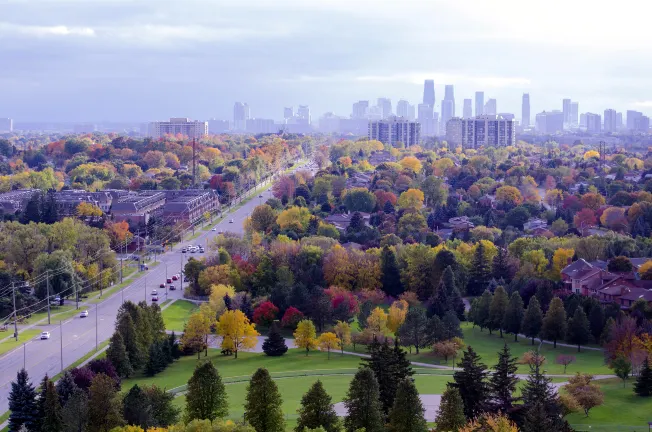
[[3, 0, 652, 122]]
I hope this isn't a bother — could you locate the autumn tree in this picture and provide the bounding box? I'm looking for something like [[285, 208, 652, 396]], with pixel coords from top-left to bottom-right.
[[574, 208, 597, 235], [180, 311, 211, 359], [551, 248, 574, 281], [556, 354, 576, 374], [217, 310, 259, 359], [563, 374, 604, 417], [581, 192, 605, 210], [387, 299, 409, 334], [496, 185, 523, 207], [294, 319, 318, 355], [250, 204, 277, 233], [399, 156, 422, 173], [397, 188, 425, 210], [317, 332, 341, 359], [366, 307, 389, 335], [333, 321, 352, 355]]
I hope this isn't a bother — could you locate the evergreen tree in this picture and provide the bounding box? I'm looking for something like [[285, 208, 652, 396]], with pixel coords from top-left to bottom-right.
[[295, 380, 340, 432], [588, 305, 605, 343], [503, 292, 524, 342], [476, 290, 492, 331], [245, 368, 285, 432], [521, 357, 564, 429], [489, 344, 519, 414], [168, 332, 181, 360], [20, 194, 41, 224], [398, 307, 428, 354], [467, 242, 491, 296], [123, 384, 152, 429], [434, 386, 466, 432], [8, 369, 38, 432], [428, 280, 450, 319], [343, 367, 384, 432], [41, 192, 59, 224], [363, 339, 414, 415], [383, 200, 395, 214], [541, 297, 567, 348], [566, 307, 590, 352], [451, 346, 489, 419], [492, 248, 511, 281], [55, 371, 78, 407], [388, 378, 427, 432], [380, 246, 403, 297], [39, 378, 63, 432], [185, 360, 228, 423], [144, 341, 165, 376], [441, 311, 463, 340], [116, 313, 145, 370], [489, 286, 509, 337], [522, 402, 554, 432], [107, 331, 134, 378], [87, 373, 125, 432], [263, 322, 288, 357], [634, 358, 652, 397], [61, 388, 88, 432], [521, 296, 543, 345]]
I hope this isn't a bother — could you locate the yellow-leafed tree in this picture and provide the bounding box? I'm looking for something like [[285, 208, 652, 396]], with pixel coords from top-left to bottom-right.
[[367, 307, 388, 336], [293, 319, 318, 356], [76, 201, 103, 218], [333, 320, 352, 355], [216, 310, 259, 359], [208, 284, 236, 317], [387, 299, 409, 334], [180, 311, 211, 359], [551, 248, 575, 281], [317, 332, 341, 359]]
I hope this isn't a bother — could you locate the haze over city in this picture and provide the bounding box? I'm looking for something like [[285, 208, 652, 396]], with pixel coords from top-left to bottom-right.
[[3, 0, 652, 122]]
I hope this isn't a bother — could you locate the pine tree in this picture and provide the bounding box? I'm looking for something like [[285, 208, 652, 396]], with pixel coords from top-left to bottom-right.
[[522, 402, 554, 432], [263, 322, 288, 357], [295, 380, 340, 432], [8, 369, 38, 432], [388, 378, 427, 432], [87, 373, 125, 432], [434, 386, 466, 432], [489, 344, 519, 414], [107, 331, 134, 378], [467, 242, 491, 296], [169, 332, 181, 360], [442, 266, 466, 321], [61, 388, 88, 432], [522, 296, 543, 345], [185, 360, 228, 423], [39, 378, 63, 432], [635, 358, 652, 397], [363, 339, 414, 415], [489, 286, 509, 337], [380, 246, 403, 297], [245, 368, 285, 432], [476, 290, 492, 331], [123, 384, 152, 429], [521, 357, 564, 429], [41, 192, 59, 224], [144, 341, 165, 376], [117, 313, 145, 370], [492, 248, 511, 281], [343, 367, 384, 432], [589, 304, 605, 343], [566, 307, 590, 352], [55, 371, 77, 407], [503, 292, 524, 342], [541, 297, 567, 348], [451, 346, 489, 419]]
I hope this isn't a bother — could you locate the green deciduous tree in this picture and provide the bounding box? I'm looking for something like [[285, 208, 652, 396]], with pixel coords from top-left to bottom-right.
[[61, 388, 88, 432], [522, 296, 543, 345], [245, 368, 285, 432], [87, 373, 125, 432], [541, 297, 567, 348], [123, 385, 152, 429], [503, 292, 524, 342]]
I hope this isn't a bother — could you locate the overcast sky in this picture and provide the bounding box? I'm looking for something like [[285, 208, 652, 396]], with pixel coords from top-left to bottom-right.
[[3, 0, 652, 123]]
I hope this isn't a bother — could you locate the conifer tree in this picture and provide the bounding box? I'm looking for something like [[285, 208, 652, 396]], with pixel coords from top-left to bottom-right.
[[489, 344, 519, 414], [185, 360, 228, 423], [541, 297, 567, 348], [363, 339, 414, 415], [123, 384, 152, 429], [168, 332, 181, 360], [245, 368, 285, 432], [467, 242, 491, 296], [55, 371, 77, 407], [343, 367, 384, 432], [263, 322, 288, 357], [295, 380, 339, 432], [39, 377, 62, 432], [144, 341, 165, 376], [117, 312, 145, 370], [107, 331, 134, 378], [388, 378, 427, 432], [451, 346, 489, 419], [476, 290, 492, 332], [380, 246, 403, 297], [492, 248, 511, 281], [521, 355, 566, 430], [522, 296, 543, 345], [489, 286, 509, 337], [589, 305, 605, 343], [8, 369, 38, 432], [61, 388, 88, 432], [434, 386, 466, 432], [522, 402, 554, 432], [566, 307, 590, 352], [398, 307, 428, 354], [635, 357, 652, 397], [503, 292, 524, 341]]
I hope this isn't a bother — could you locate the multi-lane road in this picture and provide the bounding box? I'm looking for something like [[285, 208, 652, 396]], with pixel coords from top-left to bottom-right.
[[0, 161, 314, 413]]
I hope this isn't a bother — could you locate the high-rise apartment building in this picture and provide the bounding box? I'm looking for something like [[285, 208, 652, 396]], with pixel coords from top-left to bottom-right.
[[570, 102, 579, 127], [446, 117, 464, 146], [417, 103, 433, 121], [396, 100, 410, 118], [635, 116, 650, 133], [377, 98, 393, 119], [148, 118, 208, 138], [521, 94, 530, 127], [475, 92, 484, 116], [423, 80, 435, 107], [352, 101, 369, 119], [444, 85, 455, 115], [463, 99, 473, 118], [484, 99, 497, 115], [408, 104, 416, 120], [208, 119, 229, 134], [585, 113, 601, 133], [233, 102, 250, 130], [284, 107, 294, 120], [368, 117, 421, 147], [297, 105, 311, 124], [441, 99, 454, 134], [418, 103, 438, 136], [562, 99, 572, 126], [627, 110, 643, 130], [535, 111, 564, 134], [603, 109, 617, 133], [616, 112, 623, 130], [455, 115, 516, 148], [0, 118, 12, 132]]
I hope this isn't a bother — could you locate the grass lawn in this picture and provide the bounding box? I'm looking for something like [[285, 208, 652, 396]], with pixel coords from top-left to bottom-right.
[[0, 329, 43, 356], [22, 304, 74, 325], [411, 322, 609, 375], [161, 300, 199, 332]]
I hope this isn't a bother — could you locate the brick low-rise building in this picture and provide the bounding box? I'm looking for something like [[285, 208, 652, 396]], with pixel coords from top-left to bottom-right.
[[112, 191, 167, 224], [161, 189, 220, 224]]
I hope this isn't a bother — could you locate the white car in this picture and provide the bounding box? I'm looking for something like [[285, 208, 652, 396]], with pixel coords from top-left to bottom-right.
[[211, 228, 217, 231], [80, 310, 89, 318], [40, 331, 50, 340], [229, 219, 234, 223], [151, 289, 158, 296]]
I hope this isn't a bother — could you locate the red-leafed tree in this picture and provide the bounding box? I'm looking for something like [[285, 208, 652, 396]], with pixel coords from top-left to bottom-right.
[[281, 307, 304, 329], [325, 286, 359, 321], [574, 208, 597, 235], [253, 301, 279, 326], [272, 175, 296, 200], [209, 174, 223, 190]]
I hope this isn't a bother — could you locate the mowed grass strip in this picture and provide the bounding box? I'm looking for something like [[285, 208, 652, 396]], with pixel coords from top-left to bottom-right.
[[161, 300, 199, 333]]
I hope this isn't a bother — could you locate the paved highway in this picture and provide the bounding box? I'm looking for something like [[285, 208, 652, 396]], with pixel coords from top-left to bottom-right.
[[0, 161, 315, 413]]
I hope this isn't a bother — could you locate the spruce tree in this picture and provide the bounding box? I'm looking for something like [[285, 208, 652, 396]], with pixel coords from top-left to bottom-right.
[[117, 313, 145, 370], [8, 369, 38, 432], [588, 305, 605, 343], [634, 357, 652, 397], [363, 339, 414, 415], [123, 384, 153, 429], [489, 286, 509, 337], [434, 386, 466, 432], [521, 296, 543, 345], [541, 297, 567, 348], [489, 344, 519, 414], [61, 388, 88, 432], [522, 402, 554, 432], [451, 346, 489, 419], [107, 331, 134, 378], [245, 368, 285, 432], [263, 322, 288, 357], [492, 248, 511, 281], [442, 266, 466, 321], [380, 246, 403, 297], [144, 341, 165, 376], [467, 242, 491, 296], [428, 280, 450, 319], [42, 192, 59, 224], [185, 360, 228, 423], [343, 367, 384, 432], [39, 378, 63, 432], [521, 357, 564, 429], [55, 371, 77, 407], [566, 307, 590, 352], [169, 332, 181, 360], [388, 378, 427, 432], [503, 291, 524, 341], [295, 380, 340, 432], [476, 290, 492, 332]]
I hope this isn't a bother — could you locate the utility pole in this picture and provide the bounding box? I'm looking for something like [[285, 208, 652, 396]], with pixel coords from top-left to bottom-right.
[[60, 320, 63, 372], [75, 278, 79, 310], [12, 282, 17, 341], [180, 254, 184, 292], [46, 270, 51, 325], [95, 304, 98, 352], [23, 343, 26, 369], [145, 274, 147, 303], [192, 136, 197, 188]]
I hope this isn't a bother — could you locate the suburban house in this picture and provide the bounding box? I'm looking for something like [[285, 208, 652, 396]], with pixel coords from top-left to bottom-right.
[[523, 218, 548, 233], [620, 289, 652, 309], [448, 216, 474, 231], [368, 151, 396, 165], [478, 195, 496, 208], [0, 189, 40, 214], [561, 258, 616, 296], [324, 212, 371, 232]]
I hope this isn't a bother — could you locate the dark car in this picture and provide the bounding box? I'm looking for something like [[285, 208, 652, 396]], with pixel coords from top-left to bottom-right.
[[159, 283, 165, 288], [169, 285, 176, 291]]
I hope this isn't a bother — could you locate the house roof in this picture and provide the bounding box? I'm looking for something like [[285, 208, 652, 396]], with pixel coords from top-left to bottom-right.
[[561, 258, 597, 280], [620, 288, 652, 302], [589, 260, 608, 270], [630, 258, 652, 269], [599, 284, 632, 296]]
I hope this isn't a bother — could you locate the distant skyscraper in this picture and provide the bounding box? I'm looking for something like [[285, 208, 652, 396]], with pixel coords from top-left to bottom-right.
[[580, 113, 587, 128], [585, 113, 601, 133], [408, 104, 416, 120], [284, 107, 294, 120], [463, 99, 472, 118], [562, 99, 571, 126], [521, 93, 530, 127], [149, 118, 208, 138], [446, 117, 464, 146], [484, 99, 497, 115], [396, 100, 410, 118], [441, 99, 454, 134], [616, 112, 623, 130], [475, 92, 484, 116], [233, 102, 250, 130], [604, 109, 617, 132], [570, 102, 579, 127], [352, 101, 369, 119], [0, 118, 13, 132], [208, 118, 229, 134], [444, 85, 455, 115], [423, 80, 435, 107], [377, 98, 393, 118], [297, 105, 311, 124], [535, 111, 564, 134], [627, 110, 643, 130]]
